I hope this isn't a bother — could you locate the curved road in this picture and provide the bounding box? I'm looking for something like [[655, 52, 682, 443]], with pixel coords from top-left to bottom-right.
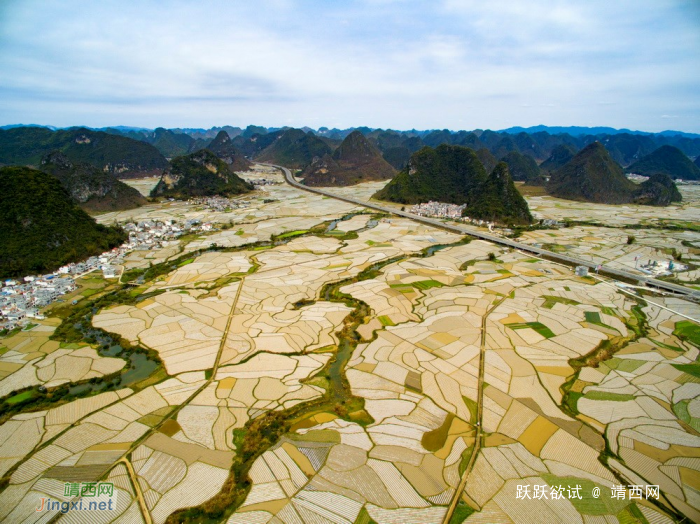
[[269, 164, 700, 302]]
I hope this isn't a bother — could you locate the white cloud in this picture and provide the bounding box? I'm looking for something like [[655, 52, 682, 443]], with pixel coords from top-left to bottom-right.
[[0, 0, 698, 131]]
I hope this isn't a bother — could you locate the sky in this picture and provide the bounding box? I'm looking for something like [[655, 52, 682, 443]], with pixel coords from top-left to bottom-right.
[[0, 0, 699, 133]]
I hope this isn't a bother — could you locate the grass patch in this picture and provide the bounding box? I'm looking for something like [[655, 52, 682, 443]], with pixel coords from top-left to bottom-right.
[[582, 390, 635, 402], [378, 315, 395, 327], [672, 362, 700, 379], [542, 295, 581, 309], [462, 396, 477, 423], [276, 230, 309, 240], [412, 279, 444, 290], [177, 258, 195, 267], [422, 413, 454, 452], [673, 320, 700, 347], [506, 321, 555, 339], [449, 501, 476, 524], [585, 311, 602, 324], [649, 338, 683, 352], [6, 390, 37, 405], [355, 507, 378, 524], [603, 358, 645, 373], [458, 446, 474, 476]]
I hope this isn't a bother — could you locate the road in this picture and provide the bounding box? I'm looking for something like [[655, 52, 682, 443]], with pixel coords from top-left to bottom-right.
[[270, 164, 700, 301], [441, 296, 505, 524]]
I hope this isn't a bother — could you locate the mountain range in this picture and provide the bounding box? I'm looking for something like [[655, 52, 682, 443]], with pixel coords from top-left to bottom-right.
[[301, 131, 395, 186], [0, 127, 167, 176]]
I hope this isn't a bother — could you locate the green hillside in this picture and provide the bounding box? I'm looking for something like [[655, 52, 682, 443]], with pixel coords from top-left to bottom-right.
[[626, 145, 700, 180], [151, 149, 253, 199], [374, 145, 533, 225], [302, 131, 396, 186], [206, 131, 252, 172], [255, 129, 331, 169], [0, 126, 168, 176], [540, 144, 577, 173], [500, 151, 544, 185], [632, 173, 682, 206], [148, 127, 198, 157], [40, 152, 147, 212], [466, 163, 533, 225], [373, 144, 487, 204], [0, 166, 127, 277], [547, 142, 637, 204], [475, 148, 498, 174]]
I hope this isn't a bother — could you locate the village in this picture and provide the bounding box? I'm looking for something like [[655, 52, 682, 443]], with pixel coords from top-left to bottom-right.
[[0, 218, 218, 332]]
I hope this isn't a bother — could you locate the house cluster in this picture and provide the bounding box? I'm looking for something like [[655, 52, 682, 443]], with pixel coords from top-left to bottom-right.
[[408, 201, 494, 227], [192, 196, 252, 213], [0, 275, 76, 330], [0, 219, 221, 331], [409, 201, 467, 220], [246, 177, 280, 187]]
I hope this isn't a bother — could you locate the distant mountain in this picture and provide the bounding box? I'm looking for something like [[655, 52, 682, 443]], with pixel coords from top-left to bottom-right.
[[0, 166, 127, 277], [381, 147, 411, 170], [206, 131, 252, 171], [466, 163, 533, 225], [0, 126, 168, 177], [502, 125, 645, 137], [540, 144, 577, 174], [475, 148, 498, 174], [625, 145, 700, 181], [501, 125, 700, 139], [242, 125, 269, 138], [633, 173, 682, 206], [500, 151, 544, 185], [147, 127, 198, 157], [696, 156, 700, 169], [597, 133, 657, 166], [373, 145, 487, 205], [0, 124, 57, 131], [40, 152, 146, 212], [256, 128, 331, 169], [151, 149, 253, 199], [302, 131, 396, 186], [547, 142, 635, 204]]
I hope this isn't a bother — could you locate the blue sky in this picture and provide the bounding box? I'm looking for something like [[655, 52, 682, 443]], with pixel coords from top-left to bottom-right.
[[1, 0, 698, 132]]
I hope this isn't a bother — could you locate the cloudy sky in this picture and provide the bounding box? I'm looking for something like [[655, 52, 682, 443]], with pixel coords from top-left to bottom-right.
[[1, 0, 698, 132]]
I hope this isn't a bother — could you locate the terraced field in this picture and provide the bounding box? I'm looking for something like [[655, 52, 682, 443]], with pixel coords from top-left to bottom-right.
[[0, 165, 698, 523]]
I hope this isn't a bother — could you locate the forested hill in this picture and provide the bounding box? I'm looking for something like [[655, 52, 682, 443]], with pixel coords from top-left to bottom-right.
[[40, 151, 147, 212], [374, 144, 534, 225], [151, 149, 253, 199], [625, 145, 700, 180], [0, 166, 127, 277], [301, 131, 396, 186], [547, 142, 682, 206], [0, 126, 168, 176]]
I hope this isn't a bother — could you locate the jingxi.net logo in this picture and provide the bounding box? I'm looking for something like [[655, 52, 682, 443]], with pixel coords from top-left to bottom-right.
[[35, 482, 117, 514]]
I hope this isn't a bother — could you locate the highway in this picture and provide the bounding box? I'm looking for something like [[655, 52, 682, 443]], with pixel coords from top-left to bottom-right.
[[269, 163, 700, 302]]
